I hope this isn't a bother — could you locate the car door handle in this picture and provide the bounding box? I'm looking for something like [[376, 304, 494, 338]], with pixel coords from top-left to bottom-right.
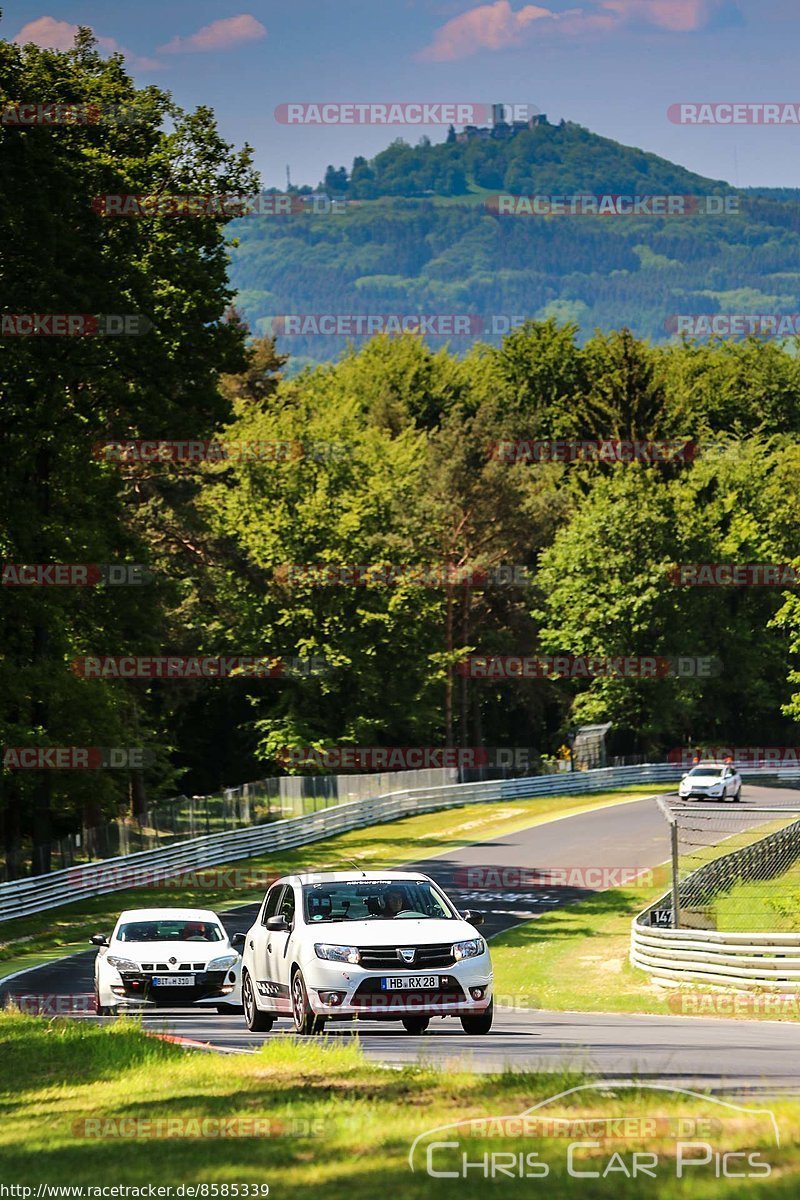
[[248, 939, 254, 950], [267, 943, 272, 952]]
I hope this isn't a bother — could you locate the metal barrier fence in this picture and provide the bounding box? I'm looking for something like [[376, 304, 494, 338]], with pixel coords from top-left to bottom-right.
[[631, 924, 800, 991], [1, 762, 681, 923], [1, 766, 463, 881]]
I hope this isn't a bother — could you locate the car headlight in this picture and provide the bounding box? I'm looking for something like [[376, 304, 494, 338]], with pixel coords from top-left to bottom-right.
[[452, 938, 485, 961], [314, 943, 361, 964], [106, 955, 138, 973], [207, 955, 238, 972]]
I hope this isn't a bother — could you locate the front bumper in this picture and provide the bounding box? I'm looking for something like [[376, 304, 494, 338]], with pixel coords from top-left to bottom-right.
[[303, 954, 493, 1018], [108, 970, 235, 1008]]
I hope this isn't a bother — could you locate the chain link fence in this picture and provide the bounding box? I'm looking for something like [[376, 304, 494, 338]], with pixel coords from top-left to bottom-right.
[[1, 766, 475, 880], [656, 799, 800, 931]]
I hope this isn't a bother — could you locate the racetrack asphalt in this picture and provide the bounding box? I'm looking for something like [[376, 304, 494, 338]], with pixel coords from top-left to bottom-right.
[[4, 786, 800, 1089]]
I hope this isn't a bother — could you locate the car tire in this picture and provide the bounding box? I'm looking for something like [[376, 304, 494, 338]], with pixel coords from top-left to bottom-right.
[[401, 1016, 430, 1034], [733, 788, 742, 803], [291, 970, 326, 1036], [242, 970, 274, 1032], [460, 999, 493, 1035]]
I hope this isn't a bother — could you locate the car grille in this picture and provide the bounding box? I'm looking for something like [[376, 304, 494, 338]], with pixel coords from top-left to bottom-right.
[[138, 962, 207, 972], [357, 943, 455, 969]]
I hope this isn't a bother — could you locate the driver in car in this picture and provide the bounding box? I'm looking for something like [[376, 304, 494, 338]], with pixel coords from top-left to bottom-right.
[[383, 886, 410, 917]]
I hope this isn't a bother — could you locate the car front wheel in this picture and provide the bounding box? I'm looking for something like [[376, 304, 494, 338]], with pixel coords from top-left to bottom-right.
[[401, 1016, 430, 1034], [291, 970, 326, 1036], [460, 999, 493, 1035], [242, 970, 274, 1032]]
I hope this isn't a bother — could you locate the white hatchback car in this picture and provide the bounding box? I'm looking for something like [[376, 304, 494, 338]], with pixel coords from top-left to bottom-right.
[[678, 762, 742, 802], [240, 871, 493, 1035], [92, 907, 243, 1015]]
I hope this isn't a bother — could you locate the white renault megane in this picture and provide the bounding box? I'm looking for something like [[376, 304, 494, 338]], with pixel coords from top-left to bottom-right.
[[240, 871, 493, 1035], [91, 907, 243, 1015]]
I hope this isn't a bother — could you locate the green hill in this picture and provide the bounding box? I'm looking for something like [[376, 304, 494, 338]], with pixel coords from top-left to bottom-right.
[[228, 120, 800, 366]]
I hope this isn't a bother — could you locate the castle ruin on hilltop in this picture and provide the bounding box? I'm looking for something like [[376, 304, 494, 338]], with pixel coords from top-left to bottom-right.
[[455, 103, 551, 143]]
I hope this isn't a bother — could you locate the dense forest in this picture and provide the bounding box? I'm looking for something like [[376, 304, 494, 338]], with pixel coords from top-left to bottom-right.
[[4, 33, 800, 876], [229, 125, 800, 365]]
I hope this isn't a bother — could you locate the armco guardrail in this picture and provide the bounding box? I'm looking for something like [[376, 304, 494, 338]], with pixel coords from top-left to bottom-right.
[[0, 762, 681, 923], [631, 925, 800, 991]]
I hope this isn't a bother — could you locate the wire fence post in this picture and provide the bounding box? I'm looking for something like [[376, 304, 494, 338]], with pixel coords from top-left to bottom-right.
[[670, 819, 681, 929]]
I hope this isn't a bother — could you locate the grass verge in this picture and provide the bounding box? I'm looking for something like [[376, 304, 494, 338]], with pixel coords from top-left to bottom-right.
[[0, 785, 668, 972], [0, 1010, 797, 1196]]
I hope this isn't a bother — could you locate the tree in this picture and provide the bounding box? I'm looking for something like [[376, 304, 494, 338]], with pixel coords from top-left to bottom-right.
[[323, 165, 349, 194], [0, 29, 257, 873]]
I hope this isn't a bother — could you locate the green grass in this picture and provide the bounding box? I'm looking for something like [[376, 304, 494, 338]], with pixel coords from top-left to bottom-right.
[[1, 1010, 799, 1196], [0, 785, 668, 971], [712, 858, 800, 934], [491, 882, 673, 1016]]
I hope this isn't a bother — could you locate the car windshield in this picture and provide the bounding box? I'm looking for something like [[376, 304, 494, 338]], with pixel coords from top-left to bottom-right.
[[687, 767, 723, 777], [116, 920, 224, 943], [302, 880, 455, 923]]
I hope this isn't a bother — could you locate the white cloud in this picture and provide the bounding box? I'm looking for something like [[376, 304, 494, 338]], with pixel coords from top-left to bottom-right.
[[158, 14, 267, 54], [13, 15, 161, 70], [418, 0, 731, 59]]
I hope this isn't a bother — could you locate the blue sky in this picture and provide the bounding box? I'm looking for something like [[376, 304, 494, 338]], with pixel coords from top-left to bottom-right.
[[5, 0, 800, 189]]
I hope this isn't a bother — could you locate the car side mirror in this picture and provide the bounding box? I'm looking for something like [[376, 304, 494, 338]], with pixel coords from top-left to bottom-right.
[[90, 933, 109, 947], [266, 915, 290, 932], [230, 933, 246, 951], [462, 909, 485, 927]]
